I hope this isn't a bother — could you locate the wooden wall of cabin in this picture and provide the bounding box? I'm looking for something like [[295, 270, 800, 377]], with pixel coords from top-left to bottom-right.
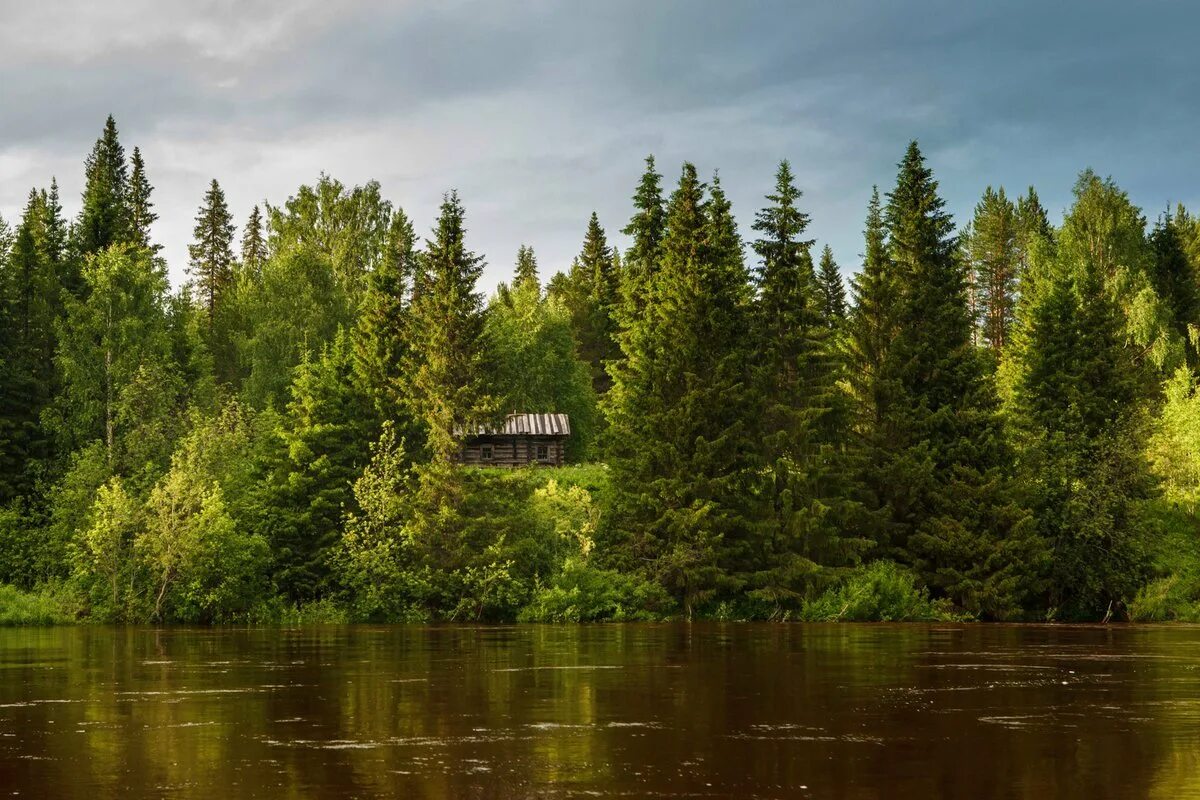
[[458, 436, 565, 467]]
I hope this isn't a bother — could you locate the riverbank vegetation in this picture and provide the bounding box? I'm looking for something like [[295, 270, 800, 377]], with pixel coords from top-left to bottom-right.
[[1, 116, 1199, 624]]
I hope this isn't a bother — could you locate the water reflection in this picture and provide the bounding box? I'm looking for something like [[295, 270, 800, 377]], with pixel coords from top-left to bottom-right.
[[1, 624, 1199, 798]]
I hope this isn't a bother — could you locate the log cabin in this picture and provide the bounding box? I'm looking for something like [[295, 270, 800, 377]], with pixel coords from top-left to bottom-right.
[[456, 413, 571, 467]]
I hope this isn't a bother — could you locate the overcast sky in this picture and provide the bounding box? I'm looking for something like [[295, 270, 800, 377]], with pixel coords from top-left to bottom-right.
[[2, 0, 1199, 291]]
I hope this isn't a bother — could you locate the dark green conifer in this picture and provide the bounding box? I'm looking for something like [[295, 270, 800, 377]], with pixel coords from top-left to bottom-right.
[[605, 164, 755, 617], [354, 208, 417, 423], [513, 244, 539, 290], [76, 115, 129, 256], [618, 156, 666, 317], [816, 245, 847, 325], [403, 191, 492, 462], [187, 179, 236, 325], [240, 205, 268, 279], [877, 142, 1038, 617], [127, 147, 158, 252]]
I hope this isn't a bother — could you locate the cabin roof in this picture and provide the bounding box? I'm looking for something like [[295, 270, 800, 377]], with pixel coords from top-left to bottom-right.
[[462, 413, 571, 437]]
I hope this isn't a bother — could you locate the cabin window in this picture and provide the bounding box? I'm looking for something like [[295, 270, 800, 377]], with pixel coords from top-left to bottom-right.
[[536, 444, 549, 461], [481, 444, 494, 461]]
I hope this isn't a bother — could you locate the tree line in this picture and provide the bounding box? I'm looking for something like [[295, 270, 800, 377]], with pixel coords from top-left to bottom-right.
[[1, 116, 1198, 624]]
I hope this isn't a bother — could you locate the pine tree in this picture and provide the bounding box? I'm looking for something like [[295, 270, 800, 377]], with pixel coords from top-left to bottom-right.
[[876, 142, 1037, 617], [403, 191, 492, 462], [187, 179, 236, 325], [354, 207, 416, 423], [127, 147, 158, 252], [618, 156, 666, 317], [513, 244, 539, 290], [240, 205, 268, 279], [605, 164, 755, 617], [76, 115, 129, 256], [815, 245, 847, 325], [965, 187, 1019, 352]]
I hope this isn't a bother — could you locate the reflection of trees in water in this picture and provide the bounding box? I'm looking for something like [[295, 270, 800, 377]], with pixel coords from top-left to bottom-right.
[[1, 625, 1199, 798]]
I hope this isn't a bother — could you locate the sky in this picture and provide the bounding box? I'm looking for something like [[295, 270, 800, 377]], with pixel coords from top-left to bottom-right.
[[2, 0, 1200, 292]]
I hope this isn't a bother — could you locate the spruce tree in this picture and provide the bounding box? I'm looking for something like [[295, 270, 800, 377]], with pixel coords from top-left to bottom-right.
[[815, 245, 847, 325], [354, 207, 417, 423], [76, 115, 129, 256], [748, 162, 865, 611], [846, 187, 899, 436], [513, 244, 539, 290], [555, 213, 619, 394], [877, 142, 1037, 617], [403, 191, 492, 462], [618, 156, 666, 317], [127, 147, 158, 252], [266, 329, 376, 601], [187, 179, 236, 325], [965, 187, 1019, 352], [240, 205, 268, 278], [605, 164, 755, 617], [0, 192, 60, 499]]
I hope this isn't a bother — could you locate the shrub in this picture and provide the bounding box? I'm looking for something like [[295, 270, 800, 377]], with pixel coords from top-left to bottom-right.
[[0, 583, 75, 626], [798, 561, 967, 622], [518, 558, 672, 622]]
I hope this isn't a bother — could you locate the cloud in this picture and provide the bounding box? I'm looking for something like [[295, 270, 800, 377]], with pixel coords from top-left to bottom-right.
[[2, 0, 1200, 290]]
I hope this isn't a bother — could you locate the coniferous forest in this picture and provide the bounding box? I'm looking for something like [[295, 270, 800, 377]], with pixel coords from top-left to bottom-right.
[[3, 116, 1200, 625]]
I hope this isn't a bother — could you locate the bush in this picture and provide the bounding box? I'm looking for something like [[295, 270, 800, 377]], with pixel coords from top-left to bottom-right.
[[798, 561, 967, 622], [0, 583, 76, 626], [518, 558, 673, 622], [248, 597, 353, 625], [1130, 576, 1200, 622]]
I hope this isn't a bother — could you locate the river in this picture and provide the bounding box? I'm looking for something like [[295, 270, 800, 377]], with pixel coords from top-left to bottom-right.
[[1, 624, 1198, 798]]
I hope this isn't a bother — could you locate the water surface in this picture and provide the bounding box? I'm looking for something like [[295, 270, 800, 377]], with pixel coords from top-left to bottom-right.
[[2, 624, 1199, 798]]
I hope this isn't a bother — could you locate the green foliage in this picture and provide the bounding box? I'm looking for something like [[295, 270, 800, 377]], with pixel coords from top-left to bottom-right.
[[262, 330, 375, 602], [618, 156, 666, 318], [353, 207, 416, 423], [4, 118, 1200, 626], [233, 247, 353, 407], [49, 245, 183, 484], [0, 583, 75, 626], [799, 561, 966, 622], [519, 559, 672, 622], [1002, 179, 1159, 620], [267, 174, 391, 300], [486, 279, 598, 459]]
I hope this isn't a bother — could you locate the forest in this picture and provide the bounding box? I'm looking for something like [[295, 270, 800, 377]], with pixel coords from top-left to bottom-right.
[[0, 115, 1198, 625]]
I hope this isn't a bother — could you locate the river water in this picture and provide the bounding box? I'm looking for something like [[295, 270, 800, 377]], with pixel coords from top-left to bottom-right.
[[1, 624, 1199, 798]]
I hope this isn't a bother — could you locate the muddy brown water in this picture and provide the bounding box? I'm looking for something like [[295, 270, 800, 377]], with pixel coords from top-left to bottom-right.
[[1, 624, 1199, 798]]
